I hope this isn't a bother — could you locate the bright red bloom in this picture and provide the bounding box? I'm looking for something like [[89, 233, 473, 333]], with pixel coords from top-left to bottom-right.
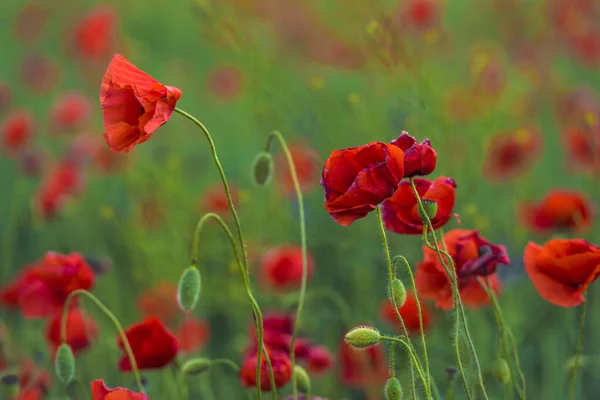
[[340, 341, 388, 387], [382, 177, 456, 235], [1, 109, 35, 155], [137, 281, 179, 324], [49, 92, 93, 133], [36, 158, 86, 220], [20, 53, 60, 94], [276, 143, 320, 196], [200, 183, 240, 215], [416, 229, 508, 309], [305, 345, 334, 375], [321, 142, 404, 226], [483, 128, 543, 182], [46, 307, 99, 355], [240, 349, 293, 391], [91, 379, 149, 400], [380, 291, 433, 335], [391, 131, 437, 178], [261, 245, 315, 291], [100, 54, 182, 153], [524, 239, 600, 307], [519, 189, 593, 233], [207, 65, 245, 100], [174, 317, 210, 354], [72, 6, 118, 62], [118, 317, 178, 371], [398, 0, 440, 30], [13, 2, 49, 43]]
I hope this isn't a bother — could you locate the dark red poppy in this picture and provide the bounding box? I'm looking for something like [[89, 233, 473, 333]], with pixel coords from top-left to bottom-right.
[[275, 143, 320, 196], [20, 53, 60, 94], [390, 131, 437, 178], [91, 379, 149, 400], [207, 65, 245, 100], [200, 183, 240, 215], [525, 239, 600, 307], [100, 54, 182, 154], [1, 109, 35, 155], [49, 92, 93, 133], [13, 2, 49, 43], [118, 317, 178, 371], [562, 123, 600, 172], [321, 142, 404, 226], [262, 313, 294, 334], [240, 349, 293, 391], [18, 148, 47, 177], [305, 345, 334, 375], [72, 6, 118, 62], [46, 307, 99, 356], [415, 229, 508, 309], [174, 317, 210, 354], [261, 245, 315, 291], [137, 282, 179, 325], [483, 128, 542, 182], [397, 0, 440, 30], [0, 83, 11, 115], [380, 291, 433, 335], [339, 341, 388, 387], [519, 189, 594, 233], [567, 31, 600, 67], [382, 176, 456, 235], [36, 158, 86, 220]]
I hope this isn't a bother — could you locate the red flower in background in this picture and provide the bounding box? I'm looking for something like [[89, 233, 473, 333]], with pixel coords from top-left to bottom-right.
[[118, 317, 178, 371], [473, 57, 506, 101], [17, 385, 46, 400], [207, 65, 245, 100], [276, 143, 320, 197], [100, 54, 182, 153], [46, 307, 98, 355], [13, 2, 49, 43], [391, 131, 437, 178], [18, 148, 47, 177], [483, 127, 542, 182], [396, 0, 440, 31], [91, 379, 149, 400], [248, 313, 310, 359], [380, 291, 433, 335], [561, 120, 600, 173], [519, 189, 593, 233], [567, 31, 600, 67], [19, 359, 52, 393], [20, 53, 60, 94], [1, 109, 35, 155], [382, 177, 456, 235], [340, 341, 388, 387], [200, 183, 240, 215], [321, 142, 404, 226], [240, 349, 293, 391], [524, 239, 600, 307], [0, 83, 11, 115], [554, 85, 599, 128], [261, 245, 315, 291], [72, 6, 118, 63], [174, 317, 210, 354], [137, 281, 179, 325], [36, 158, 86, 220], [49, 92, 93, 133], [305, 345, 334, 375], [416, 229, 508, 309]]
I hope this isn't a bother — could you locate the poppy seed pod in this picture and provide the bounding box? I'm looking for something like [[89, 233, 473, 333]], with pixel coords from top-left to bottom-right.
[[177, 266, 201, 312], [384, 376, 403, 400], [253, 151, 274, 186], [0, 374, 20, 398], [181, 358, 212, 375], [55, 343, 75, 384], [417, 199, 438, 222], [388, 278, 407, 307], [294, 365, 311, 393], [344, 326, 381, 349], [492, 358, 511, 385]]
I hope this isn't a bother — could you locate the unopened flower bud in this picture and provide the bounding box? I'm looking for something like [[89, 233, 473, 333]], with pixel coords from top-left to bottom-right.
[[252, 151, 274, 186], [294, 365, 311, 393], [345, 326, 381, 349], [388, 279, 407, 307], [177, 266, 201, 312], [384, 376, 403, 400], [55, 343, 75, 385], [181, 358, 212, 375], [418, 199, 438, 222], [492, 358, 511, 385], [445, 366, 458, 381]]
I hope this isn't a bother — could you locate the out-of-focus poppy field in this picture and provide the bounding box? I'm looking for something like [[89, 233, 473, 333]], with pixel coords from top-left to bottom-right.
[[1, 0, 600, 399]]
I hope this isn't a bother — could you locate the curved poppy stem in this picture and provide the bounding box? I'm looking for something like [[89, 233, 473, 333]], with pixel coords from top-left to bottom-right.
[[569, 297, 587, 400], [263, 130, 308, 400], [61, 289, 144, 393], [380, 335, 429, 389], [210, 358, 241, 371], [175, 108, 271, 399]]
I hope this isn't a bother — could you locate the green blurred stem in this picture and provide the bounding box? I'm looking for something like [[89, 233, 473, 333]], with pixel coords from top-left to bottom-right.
[[210, 358, 241, 371], [60, 289, 144, 393], [380, 336, 429, 390], [175, 107, 272, 399], [264, 131, 308, 400], [569, 297, 587, 400], [376, 206, 431, 400]]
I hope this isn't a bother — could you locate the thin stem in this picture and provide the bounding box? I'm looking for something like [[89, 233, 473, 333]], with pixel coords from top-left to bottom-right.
[[389, 341, 396, 377], [61, 289, 144, 393], [264, 131, 308, 400], [569, 297, 587, 400], [210, 358, 241, 371], [380, 336, 429, 389]]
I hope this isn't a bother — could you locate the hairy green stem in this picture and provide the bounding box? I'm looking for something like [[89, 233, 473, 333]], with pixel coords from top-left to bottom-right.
[[569, 297, 587, 400], [380, 336, 429, 390]]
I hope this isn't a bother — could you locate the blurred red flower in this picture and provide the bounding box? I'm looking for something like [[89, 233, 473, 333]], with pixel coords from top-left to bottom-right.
[[137, 282, 179, 326], [396, 0, 440, 31], [524, 239, 600, 307], [36, 158, 86, 220], [174, 317, 210, 354], [382, 177, 456, 235], [248, 313, 311, 359], [13, 2, 49, 43], [305, 345, 334, 375], [483, 128, 542, 182], [19, 359, 52, 393], [554, 85, 599, 128], [339, 341, 388, 387], [118, 317, 178, 371], [49, 92, 93, 133], [416, 229, 508, 309], [519, 189, 594, 233], [261, 245, 315, 291], [18, 148, 47, 177], [91, 379, 149, 400], [562, 123, 600, 173], [391, 131, 437, 178], [380, 291, 433, 335], [240, 348, 293, 391], [321, 142, 404, 226], [1, 109, 35, 155], [207, 65, 245, 100], [567, 31, 600, 67], [100, 54, 182, 154], [275, 142, 321, 197], [72, 6, 118, 62], [473, 58, 506, 102], [46, 307, 99, 356], [20, 53, 60, 94], [200, 183, 240, 215]]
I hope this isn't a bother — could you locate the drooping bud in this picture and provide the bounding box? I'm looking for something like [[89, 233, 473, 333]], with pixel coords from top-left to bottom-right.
[[0, 374, 20, 398], [181, 358, 212, 375], [344, 326, 381, 349], [417, 199, 438, 222], [252, 151, 274, 186], [384, 376, 403, 400], [294, 365, 311, 393], [388, 278, 407, 307], [492, 358, 511, 385], [55, 343, 75, 385], [177, 266, 201, 312], [445, 366, 458, 381]]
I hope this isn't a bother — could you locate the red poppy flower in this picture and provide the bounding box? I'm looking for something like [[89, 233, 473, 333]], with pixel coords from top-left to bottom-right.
[[72, 6, 118, 62], [19, 359, 52, 391], [174, 317, 210, 354], [36, 158, 86, 220], [562, 123, 600, 172], [137, 282, 179, 325], [13, 2, 49, 43], [261, 245, 315, 291], [397, 0, 440, 30], [519, 189, 593, 233], [1, 109, 35, 155], [20, 53, 60, 94], [321, 142, 404, 226], [262, 313, 294, 334], [118, 317, 178, 371], [554, 85, 599, 128], [382, 176, 456, 235], [483, 128, 542, 182], [49, 92, 93, 133], [100, 54, 182, 154], [380, 291, 433, 335], [415, 229, 508, 309], [247, 313, 312, 360], [91, 379, 149, 400], [46, 307, 99, 356], [305, 345, 334, 375], [390, 131, 437, 178], [339, 341, 388, 387], [525, 239, 600, 307], [275, 143, 320, 196], [17, 385, 46, 400], [207, 65, 245, 100], [0, 83, 11, 115], [567, 31, 600, 67], [200, 183, 240, 215], [240, 349, 293, 391]]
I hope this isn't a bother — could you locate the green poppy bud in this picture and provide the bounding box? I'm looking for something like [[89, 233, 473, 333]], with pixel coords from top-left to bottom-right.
[[492, 358, 511, 385], [294, 365, 311, 393], [384, 376, 403, 400], [418, 199, 438, 222], [181, 358, 212, 375], [252, 151, 274, 186], [345, 326, 381, 349], [55, 343, 75, 385], [388, 278, 407, 307], [177, 266, 201, 312]]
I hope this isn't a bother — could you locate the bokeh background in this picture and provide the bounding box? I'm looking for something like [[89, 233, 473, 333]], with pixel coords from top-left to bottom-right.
[[1, 0, 600, 399]]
